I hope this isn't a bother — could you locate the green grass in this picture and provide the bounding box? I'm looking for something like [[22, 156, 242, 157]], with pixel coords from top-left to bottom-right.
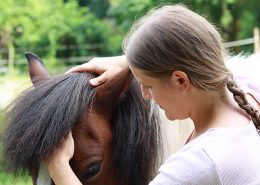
[[0, 172, 32, 185]]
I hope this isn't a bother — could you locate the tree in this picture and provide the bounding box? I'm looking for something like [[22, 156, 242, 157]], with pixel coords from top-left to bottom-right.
[[0, 0, 116, 70], [107, 0, 260, 53]]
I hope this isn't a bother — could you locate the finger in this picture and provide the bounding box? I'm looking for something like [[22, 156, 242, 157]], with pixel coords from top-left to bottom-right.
[[65, 66, 79, 74], [61, 132, 74, 151], [65, 63, 103, 74], [67, 131, 72, 139], [89, 73, 108, 86], [61, 131, 72, 144], [65, 132, 73, 143], [65, 64, 93, 74]]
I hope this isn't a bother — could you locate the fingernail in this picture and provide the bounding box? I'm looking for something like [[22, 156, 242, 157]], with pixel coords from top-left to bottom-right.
[[89, 80, 97, 86], [65, 69, 73, 74]]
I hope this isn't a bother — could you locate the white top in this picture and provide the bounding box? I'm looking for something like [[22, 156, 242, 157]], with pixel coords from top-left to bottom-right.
[[149, 122, 260, 185]]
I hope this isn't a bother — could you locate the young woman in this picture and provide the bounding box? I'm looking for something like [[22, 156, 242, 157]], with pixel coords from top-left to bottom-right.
[[46, 4, 260, 185]]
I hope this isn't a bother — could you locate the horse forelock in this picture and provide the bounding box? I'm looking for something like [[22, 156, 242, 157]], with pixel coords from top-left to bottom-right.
[[3, 73, 96, 173]]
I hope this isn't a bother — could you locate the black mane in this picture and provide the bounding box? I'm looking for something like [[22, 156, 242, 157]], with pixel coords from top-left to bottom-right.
[[3, 73, 96, 172], [112, 79, 163, 185], [3, 72, 163, 185]]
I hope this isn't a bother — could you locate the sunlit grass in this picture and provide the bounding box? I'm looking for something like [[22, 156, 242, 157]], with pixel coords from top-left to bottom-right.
[[0, 74, 31, 109]]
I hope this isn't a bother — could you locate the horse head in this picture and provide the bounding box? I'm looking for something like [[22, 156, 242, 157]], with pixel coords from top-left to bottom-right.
[[3, 53, 163, 185]]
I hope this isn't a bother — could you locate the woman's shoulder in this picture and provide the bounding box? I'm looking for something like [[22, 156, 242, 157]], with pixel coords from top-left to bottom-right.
[[154, 123, 260, 185], [150, 145, 222, 185], [150, 125, 260, 185], [182, 122, 260, 160], [200, 123, 260, 184]]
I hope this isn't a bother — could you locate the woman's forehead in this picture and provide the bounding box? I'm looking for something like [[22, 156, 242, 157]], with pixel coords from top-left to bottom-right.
[[130, 66, 157, 84]]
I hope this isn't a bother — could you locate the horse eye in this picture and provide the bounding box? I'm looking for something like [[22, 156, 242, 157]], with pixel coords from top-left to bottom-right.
[[83, 162, 101, 180]]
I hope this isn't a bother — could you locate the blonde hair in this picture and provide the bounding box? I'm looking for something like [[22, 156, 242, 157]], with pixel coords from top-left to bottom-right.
[[123, 4, 260, 128]]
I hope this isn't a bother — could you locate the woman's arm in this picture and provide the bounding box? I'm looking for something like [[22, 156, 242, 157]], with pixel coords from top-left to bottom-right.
[[47, 160, 82, 185], [66, 55, 129, 86], [44, 132, 82, 185]]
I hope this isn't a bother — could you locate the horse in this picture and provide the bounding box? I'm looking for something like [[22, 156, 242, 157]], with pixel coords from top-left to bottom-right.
[[2, 52, 163, 185]]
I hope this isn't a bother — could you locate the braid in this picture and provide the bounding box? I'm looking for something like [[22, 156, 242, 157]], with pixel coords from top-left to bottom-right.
[[226, 76, 260, 130]]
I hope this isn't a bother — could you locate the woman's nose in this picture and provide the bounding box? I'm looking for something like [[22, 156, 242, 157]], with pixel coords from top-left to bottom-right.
[[140, 85, 152, 100]]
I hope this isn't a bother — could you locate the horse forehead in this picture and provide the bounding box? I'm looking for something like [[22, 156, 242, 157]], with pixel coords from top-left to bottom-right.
[[73, 112, 113, 153], [79, 113, 112, 137], [70, 113, 113, 181]]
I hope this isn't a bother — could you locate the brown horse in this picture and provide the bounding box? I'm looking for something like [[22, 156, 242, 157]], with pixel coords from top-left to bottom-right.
[[3, 53, 163, 185]]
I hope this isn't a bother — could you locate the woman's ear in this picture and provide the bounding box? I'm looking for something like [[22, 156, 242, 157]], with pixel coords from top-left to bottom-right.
[[170, 71, 191, 93]]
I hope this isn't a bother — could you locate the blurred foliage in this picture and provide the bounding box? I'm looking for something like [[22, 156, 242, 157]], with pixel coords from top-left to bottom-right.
[[0, 0, 123, 72], [108, 0, 259, 48], [0, 0, 259, 73]]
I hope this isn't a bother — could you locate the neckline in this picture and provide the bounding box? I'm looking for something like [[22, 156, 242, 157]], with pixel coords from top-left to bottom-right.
[[183, 121, 255, 148]]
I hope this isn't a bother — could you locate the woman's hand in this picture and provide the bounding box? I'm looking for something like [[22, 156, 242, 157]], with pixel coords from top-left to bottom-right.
[[44, 132, 82, 185], [44, 132, 74, 168], [66, 55, 129, 86]]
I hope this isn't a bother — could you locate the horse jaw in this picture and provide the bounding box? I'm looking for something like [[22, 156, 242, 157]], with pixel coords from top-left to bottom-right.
[[36, 162, 52, 185], [25, 52, 49, 85]]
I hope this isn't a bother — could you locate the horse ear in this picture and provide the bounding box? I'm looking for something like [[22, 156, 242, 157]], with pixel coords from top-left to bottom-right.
[[25, 52, 49, 85], [95, 71, 133, 113]]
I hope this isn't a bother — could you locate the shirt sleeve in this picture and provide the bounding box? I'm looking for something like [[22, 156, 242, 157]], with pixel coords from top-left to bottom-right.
[[149, 147, 222, 185]]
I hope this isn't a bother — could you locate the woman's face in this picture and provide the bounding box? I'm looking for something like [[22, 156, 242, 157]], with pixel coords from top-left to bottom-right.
[[130, 66, 191, 120]]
